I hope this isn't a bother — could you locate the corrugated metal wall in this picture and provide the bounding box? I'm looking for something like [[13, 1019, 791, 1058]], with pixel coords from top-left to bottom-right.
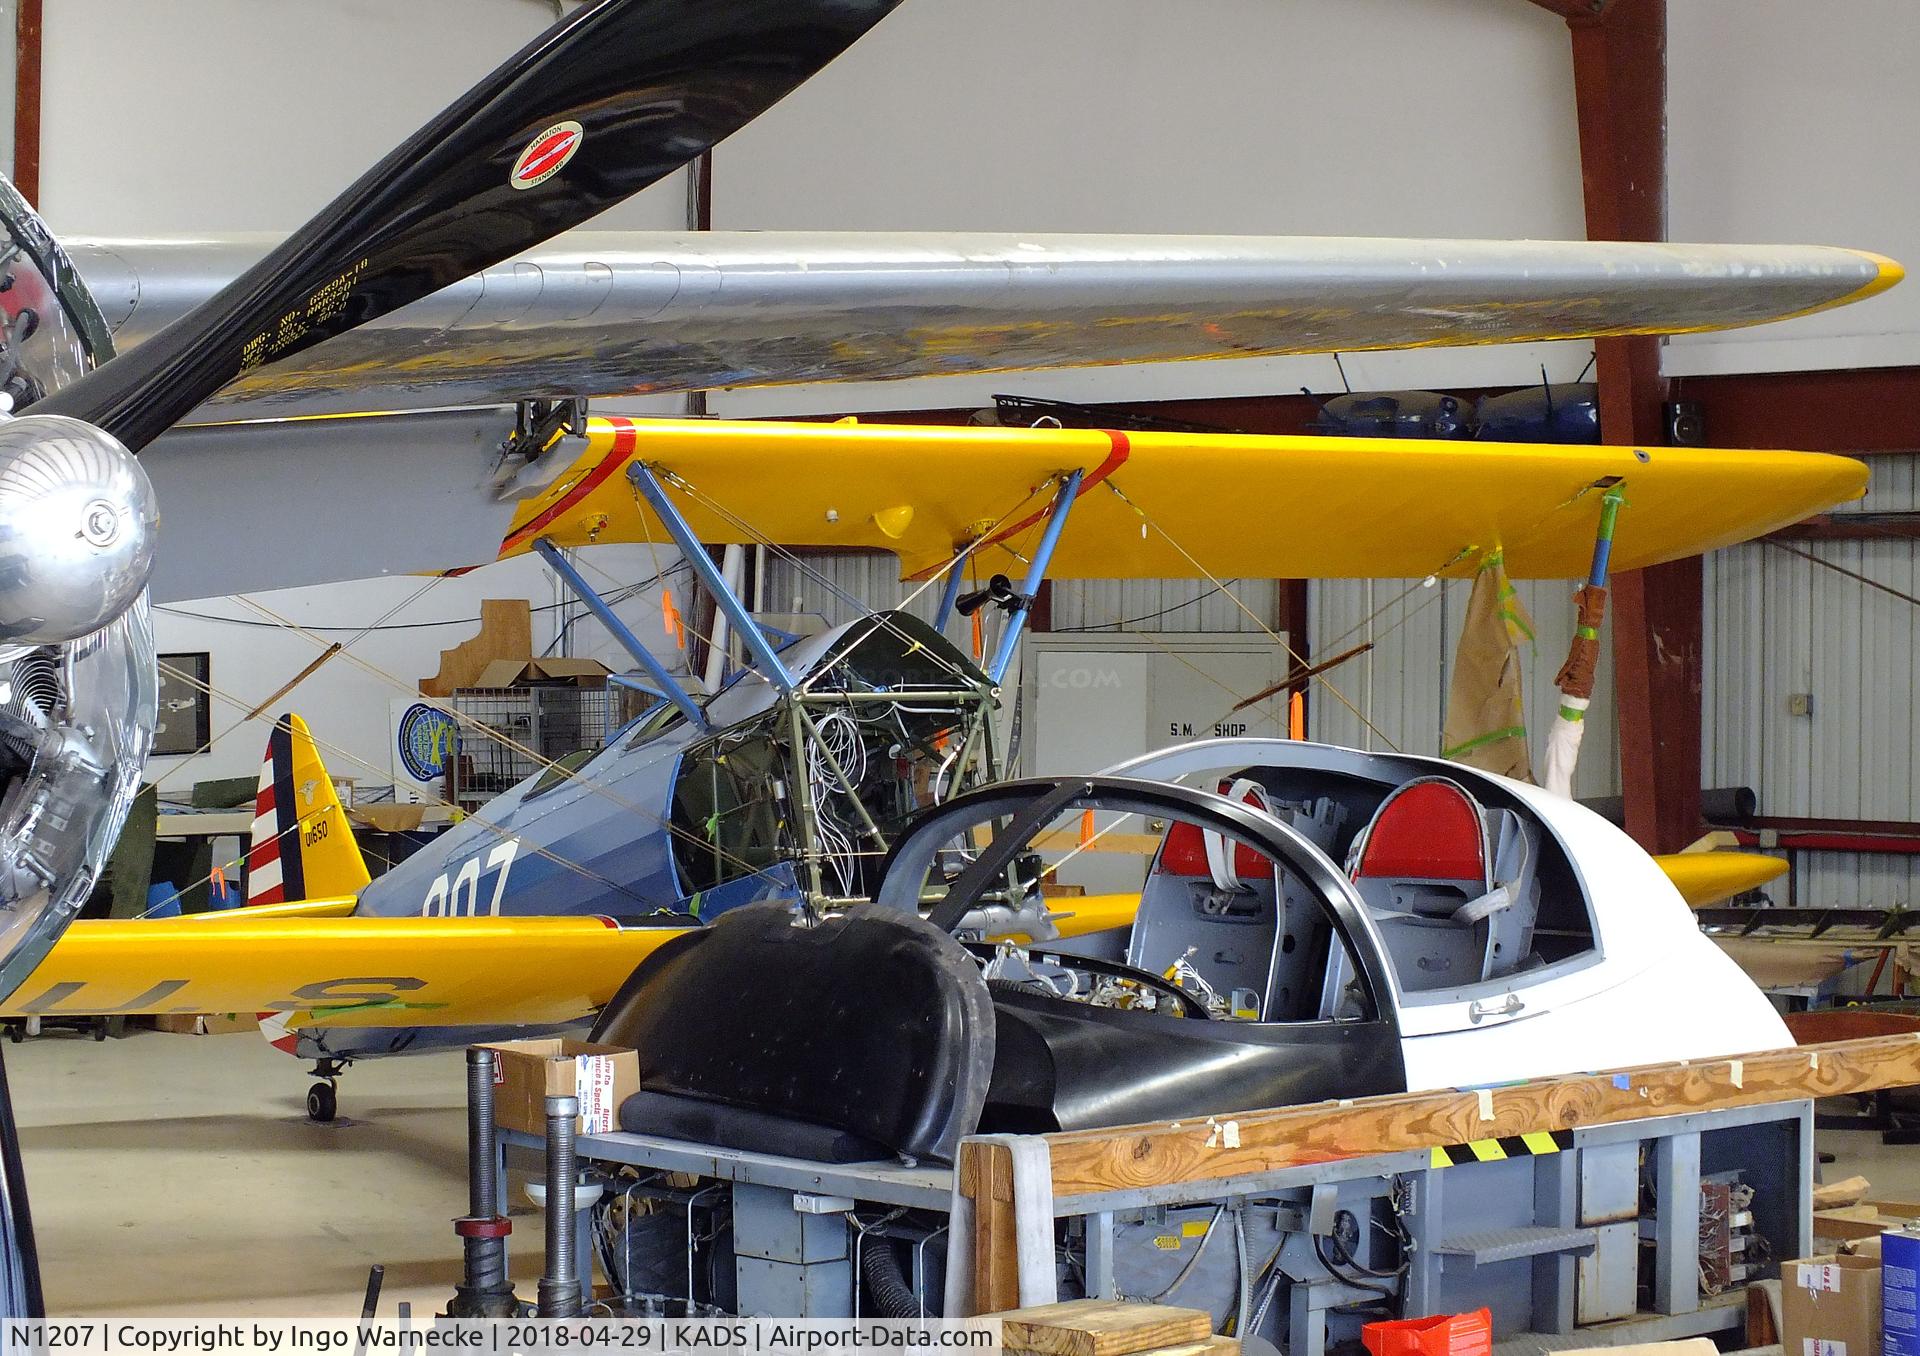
[[1706, 455, 1920, 907], [1305, 578, 1623, 800], [1051, 580, 1280, 635], [761, 556, 1280, 641], [762, 552, 935, 627]]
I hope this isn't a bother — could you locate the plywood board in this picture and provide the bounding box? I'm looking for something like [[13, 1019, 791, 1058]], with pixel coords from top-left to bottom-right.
[[1000, 1300, 1212, 1356], [420, 599, 532, 697], [1042, 1033, 1920, 1199]]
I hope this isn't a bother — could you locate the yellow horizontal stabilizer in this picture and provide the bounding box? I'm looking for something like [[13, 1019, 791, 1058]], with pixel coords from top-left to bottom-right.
[[1, 916, 688, 1028], [1654, 851, 1788, 907], [1051, 893, 1143, 936], [502, 419, 1867, 581]]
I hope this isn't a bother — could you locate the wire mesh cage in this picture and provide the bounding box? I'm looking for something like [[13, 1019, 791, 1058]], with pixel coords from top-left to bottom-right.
[[447, 685, 624, 808]]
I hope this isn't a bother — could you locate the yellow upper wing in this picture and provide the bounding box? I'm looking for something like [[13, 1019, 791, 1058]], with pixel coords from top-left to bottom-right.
[[500, 419, 1867, 581]]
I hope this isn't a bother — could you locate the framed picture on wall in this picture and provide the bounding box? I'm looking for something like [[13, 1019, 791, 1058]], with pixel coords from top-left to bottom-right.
[[155, 652, 212, 757]]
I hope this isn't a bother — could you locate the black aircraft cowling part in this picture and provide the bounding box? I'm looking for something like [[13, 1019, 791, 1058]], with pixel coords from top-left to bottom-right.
[[37, 0, 904, 453], [983, 986, 1405, 1134], [591, 902, 996, 1166]]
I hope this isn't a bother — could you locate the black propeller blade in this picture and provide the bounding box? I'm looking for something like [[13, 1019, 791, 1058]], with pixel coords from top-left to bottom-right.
[[37, 0, 902, 452]]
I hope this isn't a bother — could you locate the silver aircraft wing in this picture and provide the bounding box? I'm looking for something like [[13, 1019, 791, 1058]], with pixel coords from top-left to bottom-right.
[[73, 233, 1898, 423]]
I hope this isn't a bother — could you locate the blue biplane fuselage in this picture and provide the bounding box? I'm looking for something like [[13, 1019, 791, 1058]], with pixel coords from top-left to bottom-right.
[[286, 611, 994, 1061]]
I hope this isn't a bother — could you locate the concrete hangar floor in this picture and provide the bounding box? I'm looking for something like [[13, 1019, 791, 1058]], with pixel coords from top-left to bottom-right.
[[11, 1030, 505, 1316]]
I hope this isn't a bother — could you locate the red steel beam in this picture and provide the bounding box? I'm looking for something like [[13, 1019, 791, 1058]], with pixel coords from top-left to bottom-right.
[[1526, 0, 1614, 19], [1730, 828, 1920, 857], [1768, 512, 1920, 543], [1558, 0, 1701, 854], [13, 0, 40, 206], [1677, 368, 1920, 453], [1276, 577, 1311, 722]]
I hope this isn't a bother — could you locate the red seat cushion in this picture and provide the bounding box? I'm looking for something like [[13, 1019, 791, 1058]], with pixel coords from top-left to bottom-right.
[[1354, 781, 1485, 884], [1157, 781, 1273, 879]]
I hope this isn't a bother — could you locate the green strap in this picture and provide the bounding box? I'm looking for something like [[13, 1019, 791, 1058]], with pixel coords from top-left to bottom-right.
[[1443, 725, 1528, 759]]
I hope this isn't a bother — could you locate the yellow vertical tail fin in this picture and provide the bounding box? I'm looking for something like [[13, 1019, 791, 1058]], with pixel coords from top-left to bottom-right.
[[246, 713, 371, 905]]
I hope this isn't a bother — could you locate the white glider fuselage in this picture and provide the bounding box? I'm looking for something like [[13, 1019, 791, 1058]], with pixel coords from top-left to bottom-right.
[[1107, 739, 1789, 1094]]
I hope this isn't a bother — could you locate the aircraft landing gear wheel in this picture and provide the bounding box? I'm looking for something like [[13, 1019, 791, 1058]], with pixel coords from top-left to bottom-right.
[[306, 1081, 338, 1123]]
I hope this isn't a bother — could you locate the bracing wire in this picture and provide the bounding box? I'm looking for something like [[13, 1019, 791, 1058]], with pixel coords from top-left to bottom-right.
[[149, 660, 680, 915], [151, 588, 768, 909], [650, 465, 1052, 693], [1097, 477, 1401, 751]]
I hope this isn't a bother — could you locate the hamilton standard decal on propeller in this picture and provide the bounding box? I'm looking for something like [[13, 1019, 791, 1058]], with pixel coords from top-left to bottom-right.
[[510, 121, 584, 190]]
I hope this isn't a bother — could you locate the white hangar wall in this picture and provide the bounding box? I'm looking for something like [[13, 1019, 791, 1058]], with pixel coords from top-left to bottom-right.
[[709, 0, 1594, 416], [143, 543, 689, 799], [1667, 0, 1920, 377], [36, 0, 689, 236], [761, 558, 1279, 644]]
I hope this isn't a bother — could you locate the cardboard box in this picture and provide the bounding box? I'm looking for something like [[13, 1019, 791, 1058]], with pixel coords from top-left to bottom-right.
[[351, 803, 428, 834], [481, 1038, 639, 1137], [469, 657, 612, 689], [1783, 1253, 1881, 1356], [1887, 1229, 1920, 1356]]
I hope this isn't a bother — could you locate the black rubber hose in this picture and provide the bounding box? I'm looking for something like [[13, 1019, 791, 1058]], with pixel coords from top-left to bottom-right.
[[1313, 1235, 1396, 1299], [1330, 1230, 1406, 1280], [861, 1241, 921, 1318]]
